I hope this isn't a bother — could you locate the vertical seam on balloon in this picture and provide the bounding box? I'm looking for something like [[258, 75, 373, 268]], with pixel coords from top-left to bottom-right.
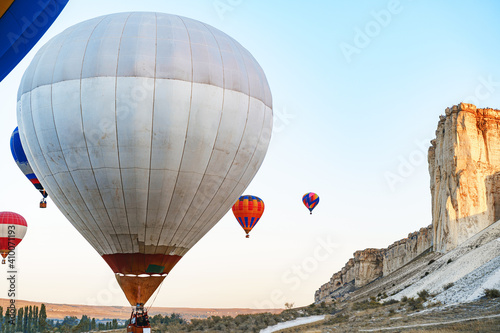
[[179, 30, 254, 248], [153, 15, 195, 252], [17, 38, 45, 184], [114, 13, 134, 253], [78, 16, 123, 254], [52, 16, 113, 254], [22, 30, 94, 246], [176, 26, 252, 248], [167, 21, 227, 248], [185, 102, 269, 246], [144, 12, 158, 255], [24, 21, 105, 254]]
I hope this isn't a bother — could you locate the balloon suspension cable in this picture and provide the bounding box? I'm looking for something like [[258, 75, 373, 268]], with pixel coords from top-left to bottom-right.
[[147, 276, 166, 312]]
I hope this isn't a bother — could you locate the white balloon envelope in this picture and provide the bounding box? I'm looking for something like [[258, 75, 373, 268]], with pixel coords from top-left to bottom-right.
[[17, 12, 272, 305]]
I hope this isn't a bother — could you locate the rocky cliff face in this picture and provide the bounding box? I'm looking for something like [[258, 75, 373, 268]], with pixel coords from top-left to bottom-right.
[[383, 225, 432, 275], [315, 103, 500, 303], [315, 226, 432, 302], [429, 103, 500, 252], [354, 249, 384, 287], [341, 258, 355, 285]]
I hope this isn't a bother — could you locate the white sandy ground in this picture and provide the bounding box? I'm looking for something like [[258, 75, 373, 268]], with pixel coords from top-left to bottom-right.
[[389, 220, 500, 305], [433, 251, 500, 305], [259, 315, 325, 333]]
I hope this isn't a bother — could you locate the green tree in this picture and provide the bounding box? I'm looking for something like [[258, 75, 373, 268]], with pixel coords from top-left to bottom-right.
[[23, 306, 28, 333], [0, 306, 4, 333], [71, 315, 90, 333], [28, 306, 32, 333], [59, 316, 78, 333], [7, 307, 15, 333], [16, 308, 23, 333], [91, 318, 96, 331], [39, 304, 48, 333], [5, 308, 10, 333], [33, 306, 38, 333]]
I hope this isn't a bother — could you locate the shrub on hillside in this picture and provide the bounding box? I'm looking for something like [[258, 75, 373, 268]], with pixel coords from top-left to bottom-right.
[[382, 299, 399, 305], [443, 282, 454, 290], [406, 297, 424, 311], [484, 288, 500, 298], [352, 299, 382, 311], [417, 289, 430, 301], [323, 313, 348, 325]]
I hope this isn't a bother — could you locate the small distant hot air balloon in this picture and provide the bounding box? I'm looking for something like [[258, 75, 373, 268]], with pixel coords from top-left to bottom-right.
[[10, 127, 48, 208], [232, 195, 265, 238], [0, 212, 27, 264], [302, 192, 319, 214]]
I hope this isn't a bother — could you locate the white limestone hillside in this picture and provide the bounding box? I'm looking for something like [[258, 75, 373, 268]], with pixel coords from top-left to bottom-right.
[[389, 219, 500, 304]]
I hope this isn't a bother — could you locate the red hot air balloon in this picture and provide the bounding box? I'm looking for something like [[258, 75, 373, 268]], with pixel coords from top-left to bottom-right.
[[0, 212, 27, 264], [302, 192, 319, 214], [232, 195, 265, 238]]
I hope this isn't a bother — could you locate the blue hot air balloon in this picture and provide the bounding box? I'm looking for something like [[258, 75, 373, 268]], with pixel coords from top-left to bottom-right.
[[10, 127, 48, 208], [0, 0, 68, 82]]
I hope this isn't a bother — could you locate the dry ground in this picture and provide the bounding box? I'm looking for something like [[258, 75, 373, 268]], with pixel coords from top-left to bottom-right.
[[277, 297, 500, 332]]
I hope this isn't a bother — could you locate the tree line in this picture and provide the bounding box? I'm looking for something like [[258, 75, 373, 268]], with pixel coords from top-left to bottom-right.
[[0, 305, 124, 333], [0, 304, 47, 333]]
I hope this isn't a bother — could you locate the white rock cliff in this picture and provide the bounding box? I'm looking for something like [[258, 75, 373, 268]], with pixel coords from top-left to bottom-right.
[[315, 103, 500, 303], [430, 103, 500, 252]]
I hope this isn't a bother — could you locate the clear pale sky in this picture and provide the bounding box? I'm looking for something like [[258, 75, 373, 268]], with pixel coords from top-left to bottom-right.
[[1, 0, 500, 309]]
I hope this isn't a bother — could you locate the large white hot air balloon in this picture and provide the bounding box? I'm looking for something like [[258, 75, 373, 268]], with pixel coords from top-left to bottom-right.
[[17, 12, 272, 309]]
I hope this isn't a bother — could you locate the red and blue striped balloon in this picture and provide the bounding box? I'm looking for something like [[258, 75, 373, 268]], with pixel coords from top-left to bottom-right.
[[232, 195, 265, 238]]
